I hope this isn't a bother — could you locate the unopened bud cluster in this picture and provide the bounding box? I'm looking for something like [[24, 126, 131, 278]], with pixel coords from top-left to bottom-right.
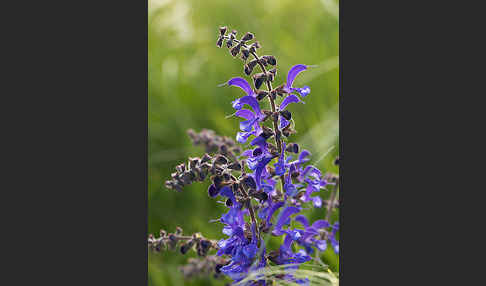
[[148, 227, 218, 257]]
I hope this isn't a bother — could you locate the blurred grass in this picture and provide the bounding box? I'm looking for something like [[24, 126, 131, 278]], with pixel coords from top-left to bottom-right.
[[148, 0, 339, 285]]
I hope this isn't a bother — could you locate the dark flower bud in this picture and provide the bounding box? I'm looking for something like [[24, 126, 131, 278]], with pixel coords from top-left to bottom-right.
[[256, 90, 269, 101], [244, 59, 258, 75], [215, 264, 223, 274], [208, 184, 219, 197], [160, 230, 167, 237], [175, 163, 185, 173], [180, 170, 195, 184], [230, 43, 241, 57], [212, 174, 230, 190], [168, 234, 178, 251], [252, 147, 263, 157], [201, 153, 212, 163], [197, 240, 212, 257], [268, 144, 279, 157], [240, 48, 250, 61], [241, 175, 256, 190], [282, 124, 295, 137], [249, 41, 260, 53], [269, 68, 277, 75], [228, 161, 241, 170], [262, 126, 274, 139], [262, 55, 277, 65], [334, 156, 340, 166], [225, 197, 233, 207], [252, 73, 267, 89], [213, 155, 228, 165], [249, 189, 268, 201], [226, 38, 234, 48], [270, 90, 277, 100], [280, 110, 292, 120], [175, 226, 183, 235], [189, 157, 200, 169], [291, 171, 300, 179], [216, 36, 223, 48], [231, 30, 237, 36], [241, 32, 254, 42], [258, 58, 268, 67], [231, 182, 239, 194], [180, 239, 195, 254], [286, 143, 299, 154], [219, 26, 227, 36]]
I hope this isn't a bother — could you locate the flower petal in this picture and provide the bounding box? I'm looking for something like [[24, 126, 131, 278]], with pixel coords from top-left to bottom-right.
[[294, 215, 309, 228], [240, 117, 258, 132], [238, 95, 261, 116], [228, 77, 254, 96], [255, 155, 274, 188], [311, 219, 330, 230], [266, 201, 284, 224], [235, 109, 255, 120], [279, 94, 302, 111], [273, 206, 300, 235], [286, 64, 308, 89], [279, 116, 290, 129], [294, 86, 311, 97]]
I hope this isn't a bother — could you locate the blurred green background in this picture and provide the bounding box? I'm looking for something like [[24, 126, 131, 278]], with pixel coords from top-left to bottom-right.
[[148, 0, 339, 285]]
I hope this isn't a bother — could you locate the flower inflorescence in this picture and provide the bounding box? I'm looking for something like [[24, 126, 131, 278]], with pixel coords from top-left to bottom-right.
[[151, 26, 339, 285]]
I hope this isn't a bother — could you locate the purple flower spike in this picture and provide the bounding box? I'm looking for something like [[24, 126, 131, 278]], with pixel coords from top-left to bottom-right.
[[286, 65, 308, 90], [280, 94, 303, 111], [227, 77, 255, 97]]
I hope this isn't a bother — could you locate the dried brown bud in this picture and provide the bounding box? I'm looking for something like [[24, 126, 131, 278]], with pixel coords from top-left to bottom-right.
[[216, 36, 223, 48], [240, 48, 250, 61], [219, 26, 227, 36], [230, 43, 241, 57], [201, 153, 212, 163], [252, 73, 267, 89], [280, 110, 292, 120], [175, 163, 185, 173], [180, 239, 195, 254], [256, 90, 269, 101], [227, 161, 241, 171], [249, 41, 260, 53], [286, 143, 299, 154], [213, 155, 228, 165], [189, 157, 200, 169], [334, 156, 340, 166], [261, 126, 274, 139], [262, 55, 277, 65], [241, 32, 254, 42]]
